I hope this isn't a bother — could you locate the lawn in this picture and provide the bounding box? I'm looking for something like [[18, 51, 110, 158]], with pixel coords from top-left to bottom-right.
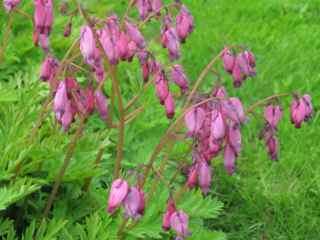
[[0, 0, 319, 239]]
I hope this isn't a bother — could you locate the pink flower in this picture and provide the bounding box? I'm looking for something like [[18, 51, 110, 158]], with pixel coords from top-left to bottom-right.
[[164, 93, 175, 119], [80, 26, 98, 65], [223, 97, 246, 124], [264, 105, 282, 128], [135, 0, 152, 20], [3, 0, 21, 12], [162, 27, 180, 61], [117, 32, 130, 61], [224, 144, 236, 175], [290, 97, 306, 128], [210, 109, 225, 140], [40, 55, 59, 82], [155, 70, 169, 104], [184, 107, 206, 136], [221, 48, 235, 74], [125, 21, 146, 49], [302, 94, 313, 120], [171, 64, 189, 94], [212, 86, 227, 98], [266, 136, 278, 161], [107, 179, 129, 214], [151, 0, 162, 15], [123, 187, 145, 219], [187, 165, 198, 189], [170, 211, 190, 239], [34, 0, 53, 36], [227, 124, 242, 155], [232, 57, 246, 87], [162, 197, 176, 231], [54, 81, 68, 122], [95, 90, 108, 120], [176, 5, 194, 42], [198, 161, 212, 194]]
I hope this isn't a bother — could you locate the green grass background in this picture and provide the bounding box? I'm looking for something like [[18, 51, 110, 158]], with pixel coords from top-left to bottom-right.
[[1, 0, 320, 239]]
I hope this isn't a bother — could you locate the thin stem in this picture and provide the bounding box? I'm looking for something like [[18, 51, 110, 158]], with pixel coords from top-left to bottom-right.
[[110, 66, 126, 179], [246, 93, 291, 114], [43, 118, 86, 218], [125, 81, 152, 112]]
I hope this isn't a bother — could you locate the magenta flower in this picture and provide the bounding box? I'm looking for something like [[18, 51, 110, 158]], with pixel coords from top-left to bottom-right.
[[171, 64, 189, 94], [187, 164, 198, 189], [302, 94, 313, 120], [162, 27, 180, 61], [184, 107, 206, 136], [264, 105, 282, 128], [222, 97, 246, 124], [54, 81, 68, 122], [212, 86, 227, 98], [170, 211, 190, 239], [290, 95, 313, 128], [164, 93, 175, 119], [232, 57, 246, 87], [224, 144, 236, 175], [151, 0, 162, 15], [40, 55, 59, 82], [162, 197, 176, 231], [117, 32, 130, 61], [107, 179, 129, 214], [176, 5, 194, 42], [266, 136, 278, 161], [34, 0, 53, 36], [227, 124, 242, 154], [125, 21, 146, 49], [210, 109, 225, 140], [80, 26, 98, 65], [198, 161, 212, 194], [135, 0, 152, 20], [95, 90, 108, 120], [221, 48, 235, 74], [123, 187, 144, 219], [155, 70, 169, 104], [3, 0, 21, 12]]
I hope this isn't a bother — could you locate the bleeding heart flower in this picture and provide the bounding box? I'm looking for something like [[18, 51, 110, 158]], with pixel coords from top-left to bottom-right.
[[107, 179, 129, 214]]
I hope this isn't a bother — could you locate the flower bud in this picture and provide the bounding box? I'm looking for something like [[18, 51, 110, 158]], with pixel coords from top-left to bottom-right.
[[170, 211, 190, 239], [264, 105, 282, 128], [224, 144, 236, 175], [187, 165, 198, 189], [40, 55, 59, 82], [4, 0, 21, 12], [135, 0, 152, 20], [162, 27, 180, 61], [125, 21, 146, 49], [54, 81, 68, 122], [198, 161, 211, 194], [290, 97, 306, 128], [221, 48, 235, 74], [107, 179, 129, 214], [117, 32, 130, 60], [155, 70, 169, 104], [302, 94, 313, 120], [34, 0, 53, 36], [162, 197, 176, 231], [151, 0, 163, 15], [184, 107, 205, 136], [164, 93, 175, 119], [227, 124, 242, 155], [171, 64, 189, 94], [210, 109, 225, 140], [266, 136, 278, 161], [64, 22, 72, 37], [95, 90, 108, 120], [176, 5, 194, 42], [123, 187, 145, 219]]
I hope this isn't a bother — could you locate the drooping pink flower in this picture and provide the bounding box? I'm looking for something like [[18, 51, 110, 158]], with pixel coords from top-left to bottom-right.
[[264, 105, 282, 128], [176, 5, 194, 42], [221, 48, 235, 74], [302, 94, 313, 120], [60, 100, 74, 131], [151, 0, 162, 15], [95, 90, 108, 120], [73, 87, 95, 116], [54, 81, 68, 122], [223, 97, 246, 124], [117, 31, 130, 61], [107, 179, 129, 214], [232, 56, 246, 87], [266, 136, 278, 161], [210, 109, 225, 140], [3, 0, 21, 12], [290, 97, 306, 128], [135, 0, 152, 20], [184, 107, 206, 136], [161, 27, 180, 61], [224, 144, 236, 175], [34, 0, 53, 36], [170, 211, 190, 239], [198, 161, 212, 194], [164, 93, 175, 119], [155, 70, 169, 104], [162, 197, 176, 231], [186, 164, 198, 189], [123, 187, 144, 219], [171, 64, 189, 94], [237, 52, 256, 77], [40, 55, 59, 82], [125, 20, 146, 49], [212, 86, 227, 98], [80, 26, 97, 65]]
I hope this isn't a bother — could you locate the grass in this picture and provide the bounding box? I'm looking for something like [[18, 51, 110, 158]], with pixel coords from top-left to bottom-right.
[[1, 0, 320, 239]]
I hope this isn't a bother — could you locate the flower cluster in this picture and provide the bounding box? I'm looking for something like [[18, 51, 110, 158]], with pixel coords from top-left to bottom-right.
[[260, 105, 282, 160], [135, 0, 163, 20], [184, 86, 245, 193], [162, 197, 190, 240], [291, 94, 313, 128], [3, 0, 20, 12], [107, 179, 145, 220], [221, 47, 256, 87], [53, 78, 108, 130]]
